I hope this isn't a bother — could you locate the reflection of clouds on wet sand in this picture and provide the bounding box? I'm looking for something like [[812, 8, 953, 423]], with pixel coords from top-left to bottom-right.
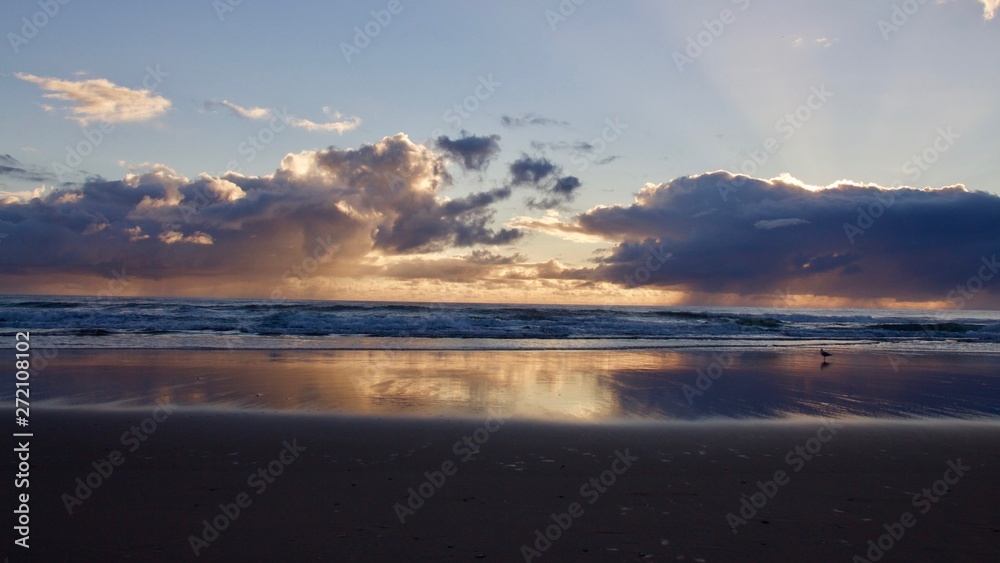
[[23, 350, 1000, 421]]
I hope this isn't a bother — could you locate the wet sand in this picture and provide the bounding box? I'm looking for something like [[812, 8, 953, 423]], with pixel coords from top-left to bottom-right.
[[5, 410, 1000, 562], [18, 349, 1000, 420]]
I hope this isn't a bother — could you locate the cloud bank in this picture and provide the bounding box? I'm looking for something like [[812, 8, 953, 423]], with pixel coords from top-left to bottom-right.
[[515, 171, 1000, 306], [1, 140, 997, 307], [0, 134, 518, 293]]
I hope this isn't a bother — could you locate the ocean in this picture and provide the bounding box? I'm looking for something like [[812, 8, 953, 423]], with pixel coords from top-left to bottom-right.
[[2, 295, 999, 354], [5, 295, 999, 420]]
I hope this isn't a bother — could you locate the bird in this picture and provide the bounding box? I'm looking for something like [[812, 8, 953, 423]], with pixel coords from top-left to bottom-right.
[[820, 348, 832, 358]]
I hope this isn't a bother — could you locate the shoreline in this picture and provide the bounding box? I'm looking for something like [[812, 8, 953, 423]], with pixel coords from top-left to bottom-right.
[[9, 348, 1000, 421]]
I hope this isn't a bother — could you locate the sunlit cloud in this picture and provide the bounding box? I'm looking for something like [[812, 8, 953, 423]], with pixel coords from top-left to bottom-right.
[[206, 99, 271, 120], [204, 100, 361, 134], [979, 0, 999, 19], [507, 212, 610, 243], [285, 107, 361, 133], [15, 73, 170, 125], [0, 134, 517, 288], [158, 230, 213, 245]]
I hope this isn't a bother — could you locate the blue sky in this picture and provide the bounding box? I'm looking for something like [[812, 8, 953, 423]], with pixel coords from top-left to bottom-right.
[[1, 0, 999, 306]]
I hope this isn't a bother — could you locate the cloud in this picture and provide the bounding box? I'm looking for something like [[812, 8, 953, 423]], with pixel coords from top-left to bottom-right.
[[508, 156, 582, 210], [526, 177, 582, 211], [509, 155, 557, 185], [158, 230, 213, 245], [941, 0, 1000, 20], [754, 218, 809, 230], [531, 140, 595, 153], [530, 141, 621, 167], [507, 213, 608, 243], [205, 100, 361, 134], [516, 171, 1000, 305], [15, 73, 170, 125], [0, 134, 519, 290], [435, 134, 501, 171], [978, 0, 999, 19], [0, 154, 53, 183], [552, 176, 581, 196], [465, 249, 527, 265], [286, 107, 362, 133], [205, 99, 271, 120], [500, 113, 567, 128]]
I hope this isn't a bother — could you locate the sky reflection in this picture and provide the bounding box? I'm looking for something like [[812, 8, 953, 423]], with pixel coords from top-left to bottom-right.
[[18, 349, 1000, 421]]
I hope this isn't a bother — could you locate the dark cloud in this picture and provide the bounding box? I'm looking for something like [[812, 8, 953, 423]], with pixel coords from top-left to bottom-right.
[[500, 113, 567, 128], [0, 134, 520, 288], [509, 156, 582, 210], [553, 176, 581, 196], [509, 155, 558, 185], [442, 186, 512, 215], [530, 140, 594, 153], [0, 154, 53, 184], [520, 171, 1000, 306], [525, 197, 565, 211], [434, 133, 502, 171], [529, 141, 620, 168]]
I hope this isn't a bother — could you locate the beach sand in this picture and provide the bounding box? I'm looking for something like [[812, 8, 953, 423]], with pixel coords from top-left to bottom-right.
[[8, 410, 1000, 562], [5, 349, 1000, 561]]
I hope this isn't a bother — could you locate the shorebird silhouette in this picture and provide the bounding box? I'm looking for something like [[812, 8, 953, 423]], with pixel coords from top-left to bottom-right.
[[820, 348, 832, 358]]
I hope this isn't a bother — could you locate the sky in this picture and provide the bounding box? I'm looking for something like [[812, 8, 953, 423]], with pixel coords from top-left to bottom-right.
[[1, 0, 999, 308]]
